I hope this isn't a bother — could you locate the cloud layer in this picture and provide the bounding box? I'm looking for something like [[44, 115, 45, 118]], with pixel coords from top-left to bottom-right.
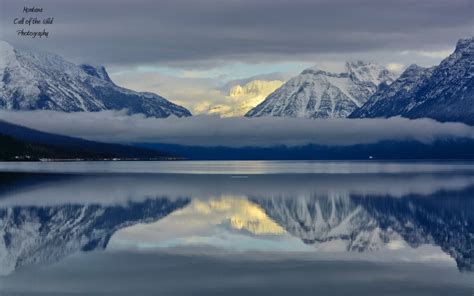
[[1, 0, 472, 67], [2, 111, 474, 147]]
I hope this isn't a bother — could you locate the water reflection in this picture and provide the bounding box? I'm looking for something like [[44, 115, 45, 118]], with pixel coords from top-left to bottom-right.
[[0, 193, 190, 276], [0, 165, 473, 277], [253, 191, 474, 271]]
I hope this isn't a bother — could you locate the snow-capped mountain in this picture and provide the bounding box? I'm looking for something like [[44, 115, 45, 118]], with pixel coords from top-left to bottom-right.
[[0, 198, 190, 275], [0, 41, 191, 117], [350, 37, 474, 125], [245, 61, 396, 118]]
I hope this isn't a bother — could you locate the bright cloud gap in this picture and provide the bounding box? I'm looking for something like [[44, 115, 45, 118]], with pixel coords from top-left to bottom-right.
[[1, 111, 474, 147]]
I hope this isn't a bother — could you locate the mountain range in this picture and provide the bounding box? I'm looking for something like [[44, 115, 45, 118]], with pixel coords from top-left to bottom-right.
[[0, 38, 473, 160], [350, 38, 474, 125], [1, 37, 472, 125], [247, 37, 473, 125], [0, 41, 191, 118]]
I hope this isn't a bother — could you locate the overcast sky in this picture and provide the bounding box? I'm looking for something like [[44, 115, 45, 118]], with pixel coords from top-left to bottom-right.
[[1, 0, 473, 114], [1, 0, 473, 67]]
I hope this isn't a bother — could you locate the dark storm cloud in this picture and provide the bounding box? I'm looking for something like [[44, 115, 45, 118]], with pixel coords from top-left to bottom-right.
[[1, 0, 472, 66]]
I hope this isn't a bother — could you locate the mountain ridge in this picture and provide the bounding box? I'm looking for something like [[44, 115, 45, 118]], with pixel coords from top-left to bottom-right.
[[350, 37, 474, 125], [0, 120, 174, 160], [245, 61, 396, 119], [0, 41, 191, 118]]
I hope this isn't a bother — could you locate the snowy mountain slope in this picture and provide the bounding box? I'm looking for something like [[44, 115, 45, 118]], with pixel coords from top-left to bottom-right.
[[0, 41, 191, 117], [0, 198, 190, 275], [349, 65, 434, 118], [245, 61, 396, 118], [350, 37, 474, 125]]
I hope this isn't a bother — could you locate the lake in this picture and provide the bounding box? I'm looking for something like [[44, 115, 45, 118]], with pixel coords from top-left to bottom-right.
[[0, 161, 473, 295]]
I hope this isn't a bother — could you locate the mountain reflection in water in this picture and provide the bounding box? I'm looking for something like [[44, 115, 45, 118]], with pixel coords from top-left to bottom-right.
[[0, 164, 473, 279]]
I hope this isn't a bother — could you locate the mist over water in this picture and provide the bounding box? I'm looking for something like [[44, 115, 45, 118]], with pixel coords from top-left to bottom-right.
[[2, 111, 474, 147]]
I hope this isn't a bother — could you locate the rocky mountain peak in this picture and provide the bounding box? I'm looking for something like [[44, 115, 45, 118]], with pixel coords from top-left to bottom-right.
[[79, 64, 113, 83], [455, 37, 474, 53]]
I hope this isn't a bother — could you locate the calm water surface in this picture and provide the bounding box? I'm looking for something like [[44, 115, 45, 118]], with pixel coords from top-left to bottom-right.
[[0, 161, 473, 295]]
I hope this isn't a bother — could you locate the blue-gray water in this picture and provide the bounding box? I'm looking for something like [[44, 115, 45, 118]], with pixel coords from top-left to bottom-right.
[[0, 161, 473, 295]]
